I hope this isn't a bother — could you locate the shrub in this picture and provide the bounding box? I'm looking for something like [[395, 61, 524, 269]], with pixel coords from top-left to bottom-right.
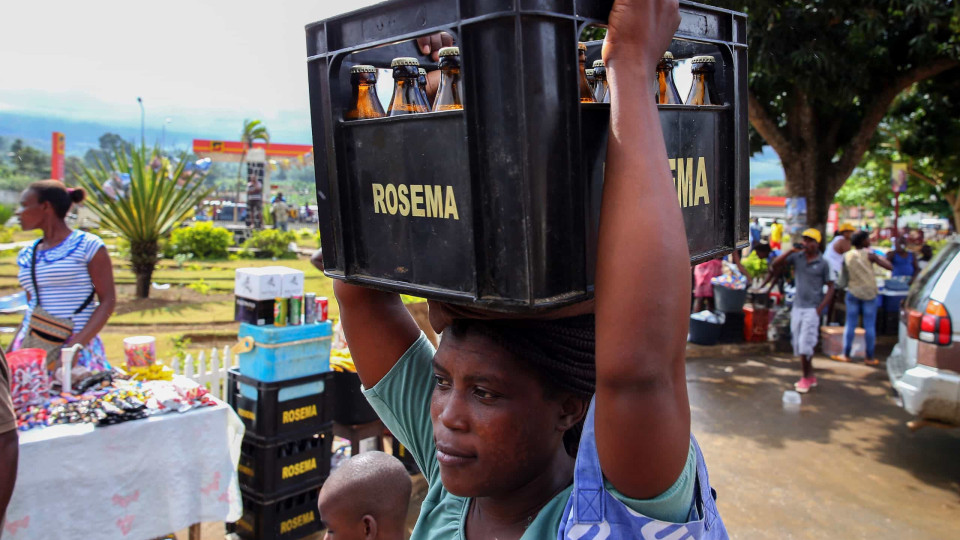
[[296, 228, 314, 240], [187, 279, 211, 295], [0, 226, 13, 244], [0, 204, 15, 227], [241, 229, 297, 259], [163, 222, 233, 259]]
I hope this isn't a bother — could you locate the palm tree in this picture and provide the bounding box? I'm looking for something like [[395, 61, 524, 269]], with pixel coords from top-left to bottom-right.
[[234, 119, 270, 221], [77, 146, 212, 298]]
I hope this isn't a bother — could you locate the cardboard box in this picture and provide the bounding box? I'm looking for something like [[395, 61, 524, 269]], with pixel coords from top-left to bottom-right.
[[235, 296, 275, 326], [273, 267, 305, 298], [235, 268, 283, 301]]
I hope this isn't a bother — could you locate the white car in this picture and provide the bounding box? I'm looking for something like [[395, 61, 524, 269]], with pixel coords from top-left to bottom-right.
[[887, 238, 960, 427]]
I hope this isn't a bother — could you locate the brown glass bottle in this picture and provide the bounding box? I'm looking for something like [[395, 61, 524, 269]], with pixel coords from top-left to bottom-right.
[[586, 68, 596, 92], [417, 68, 431, 109], [433, 46, 464, 111], [656, 52, 683, 105], [344, 65, 385, 120], [592, 60, 610, 103], [685, 55, 719, 106], [578, 43, 596, 103], [388, 57, 428, 116]]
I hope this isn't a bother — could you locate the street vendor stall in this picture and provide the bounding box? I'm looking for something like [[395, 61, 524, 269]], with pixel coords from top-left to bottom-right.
[[5, 354, 244, 540]]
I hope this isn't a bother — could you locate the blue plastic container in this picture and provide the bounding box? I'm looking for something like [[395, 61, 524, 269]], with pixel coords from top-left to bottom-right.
[[238, 322, 333, 402]]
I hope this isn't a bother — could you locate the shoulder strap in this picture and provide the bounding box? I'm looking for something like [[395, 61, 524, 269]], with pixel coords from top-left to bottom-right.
[[30, 238, 96, 314], [573, 396, 604, 523], [30, 239, 43, 307]]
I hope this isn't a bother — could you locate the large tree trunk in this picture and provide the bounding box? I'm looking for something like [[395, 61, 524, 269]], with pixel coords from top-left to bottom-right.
[[130, 240, 159, 299]]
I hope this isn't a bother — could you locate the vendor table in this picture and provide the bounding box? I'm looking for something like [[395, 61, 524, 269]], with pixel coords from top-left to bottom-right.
[[5, 401, 244, 540]]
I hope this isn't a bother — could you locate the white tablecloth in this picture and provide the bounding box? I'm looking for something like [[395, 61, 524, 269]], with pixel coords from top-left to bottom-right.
[[5, 401, 244, 539]]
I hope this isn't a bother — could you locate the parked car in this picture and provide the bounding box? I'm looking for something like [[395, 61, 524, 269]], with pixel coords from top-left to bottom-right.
[[887, 238, 960, 427]]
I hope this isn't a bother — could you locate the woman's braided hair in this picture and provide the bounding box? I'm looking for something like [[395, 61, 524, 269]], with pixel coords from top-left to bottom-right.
[[446, 314, 596, 455]]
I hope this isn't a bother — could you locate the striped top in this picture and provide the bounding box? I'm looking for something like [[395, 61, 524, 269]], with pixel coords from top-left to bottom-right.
[[16, 230, 105, 340]]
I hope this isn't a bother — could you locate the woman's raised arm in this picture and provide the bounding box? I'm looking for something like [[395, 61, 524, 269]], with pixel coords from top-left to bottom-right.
[[593, 0, 691, 499]]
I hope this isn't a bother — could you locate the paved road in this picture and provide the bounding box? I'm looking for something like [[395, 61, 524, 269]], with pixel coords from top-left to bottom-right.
[[689, 351, 960, 539]]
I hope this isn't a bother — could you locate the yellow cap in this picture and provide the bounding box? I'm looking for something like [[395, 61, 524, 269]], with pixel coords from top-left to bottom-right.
[[691, 55, 716, 64], [391, 57, 420, 67], [838, 223, 856, 233], [586, 68, 595, 75], [349, 65, 376, 74], [592, 59, 605, 68], [662, 51, 675, 60], [418, 68, 427, 75], [802, 228, 822, 244]]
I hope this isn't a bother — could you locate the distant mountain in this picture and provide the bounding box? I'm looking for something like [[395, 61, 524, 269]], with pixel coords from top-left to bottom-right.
[[1, 110, 785, 185], [0, 112, 306, 157]]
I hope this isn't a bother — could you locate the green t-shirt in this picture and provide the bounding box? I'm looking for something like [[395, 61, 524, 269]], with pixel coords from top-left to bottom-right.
[[362, 334, 697, 539]]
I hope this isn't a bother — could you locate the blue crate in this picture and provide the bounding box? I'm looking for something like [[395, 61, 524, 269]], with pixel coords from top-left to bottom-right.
[[237, 321, 333, 383]]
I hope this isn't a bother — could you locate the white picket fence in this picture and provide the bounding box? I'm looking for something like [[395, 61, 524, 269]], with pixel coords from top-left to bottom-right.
[[169, 346, 238, 401]]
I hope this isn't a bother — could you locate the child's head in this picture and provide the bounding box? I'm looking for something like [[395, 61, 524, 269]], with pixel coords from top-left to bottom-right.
[[318, 451, 412, 540]]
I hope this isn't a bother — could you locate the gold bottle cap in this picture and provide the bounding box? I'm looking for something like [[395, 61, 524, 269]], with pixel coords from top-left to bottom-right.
[[592, 59, 605, 68], [691, 55, 716, 64], [349, 65, 377, 74], [578, 42, 587, 52], [662, 51, 674, 60], [438, 46, 460, 57], [418, 68, 427, 75], [586, 68, 595, 76], [391, 57, 420, 67]]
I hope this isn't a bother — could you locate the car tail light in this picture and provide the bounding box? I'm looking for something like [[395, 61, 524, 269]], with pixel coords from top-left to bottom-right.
[[913, 300, 952, 346]]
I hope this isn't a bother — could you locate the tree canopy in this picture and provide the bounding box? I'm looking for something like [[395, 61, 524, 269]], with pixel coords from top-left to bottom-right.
[[836, 68, 960, 226], [708, 0, 960, 228]]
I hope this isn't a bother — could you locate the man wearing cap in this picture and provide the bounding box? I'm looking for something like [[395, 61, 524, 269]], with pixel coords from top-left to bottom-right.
[[771, 228, 835, 393], [824, 223, 856, 281]]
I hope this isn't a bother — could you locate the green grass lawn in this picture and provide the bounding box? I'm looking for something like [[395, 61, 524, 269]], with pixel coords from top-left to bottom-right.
[[0, 253, 342, 364]]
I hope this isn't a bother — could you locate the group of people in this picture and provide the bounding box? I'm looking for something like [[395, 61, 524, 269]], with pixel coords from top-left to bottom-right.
[[739, 218, 932, 394]]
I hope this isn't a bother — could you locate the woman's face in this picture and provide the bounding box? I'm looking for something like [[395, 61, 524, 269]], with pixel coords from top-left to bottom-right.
[[430, 331, 572, 498], [16, 189, 46, 231]]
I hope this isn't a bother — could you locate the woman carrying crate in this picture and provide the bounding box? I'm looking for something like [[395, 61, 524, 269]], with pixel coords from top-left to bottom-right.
[[324, 0, 727, 538]]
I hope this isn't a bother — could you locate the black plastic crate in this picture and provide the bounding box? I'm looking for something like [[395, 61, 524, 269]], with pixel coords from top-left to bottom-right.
[[232, 486, 322, 540], [306, 0, 748, 311], [239, 425, 333, 499], [228, 369, 335, 442], [718, 311, 745, 344], [332, 370, 380, 425]]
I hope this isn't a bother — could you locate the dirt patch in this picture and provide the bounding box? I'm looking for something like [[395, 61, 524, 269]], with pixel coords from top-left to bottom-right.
[[113, 286, 233, 316]]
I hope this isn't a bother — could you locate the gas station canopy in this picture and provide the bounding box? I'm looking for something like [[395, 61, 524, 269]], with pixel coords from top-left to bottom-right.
[[192, 139, 313, 165]]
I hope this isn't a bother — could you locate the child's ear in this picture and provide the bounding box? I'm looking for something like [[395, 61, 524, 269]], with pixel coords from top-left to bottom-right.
[[361, 514, 378, 539]]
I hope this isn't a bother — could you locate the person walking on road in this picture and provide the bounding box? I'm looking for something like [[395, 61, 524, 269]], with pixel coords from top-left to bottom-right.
[[272, 192, 290, 232], [833, 231, 893, 366], [749, 217, 762, 248], [771, 228, 835, 393], [770, 219, 784, 250]]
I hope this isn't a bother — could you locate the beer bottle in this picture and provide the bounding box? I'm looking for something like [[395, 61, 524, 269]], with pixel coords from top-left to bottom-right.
[[417, 68, 431, 109], [685, 55, 719, 106], [656, 52, 683, 105], [344, 65, 385, 120], [388, 57, 428, 116], [592, 60, 609, 103], [578, 43, 596, 103], [586, 68, 596, 92], [433, 46, 464, 111]]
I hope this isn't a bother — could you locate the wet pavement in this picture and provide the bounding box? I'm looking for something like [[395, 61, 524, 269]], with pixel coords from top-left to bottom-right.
[[689, 351, 960, 539]]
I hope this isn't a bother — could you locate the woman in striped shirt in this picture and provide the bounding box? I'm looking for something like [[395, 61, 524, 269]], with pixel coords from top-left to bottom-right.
[[10, 180, 116, 371]]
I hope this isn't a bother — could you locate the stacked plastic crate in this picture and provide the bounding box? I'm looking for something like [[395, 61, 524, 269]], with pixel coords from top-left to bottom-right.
[[228, 267, 335, 540]]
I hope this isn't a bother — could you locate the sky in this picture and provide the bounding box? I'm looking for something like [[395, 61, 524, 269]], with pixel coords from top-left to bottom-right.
[[0, 0, 785, 182], [0, 0, 381, 144]]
